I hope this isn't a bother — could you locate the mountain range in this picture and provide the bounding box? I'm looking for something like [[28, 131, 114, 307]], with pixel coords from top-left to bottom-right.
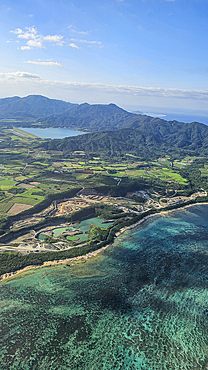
[[0, 95, 76, 119], [0, 95, 138, 131], [43, 118, 208, 159], [1, 95, 208, 158]]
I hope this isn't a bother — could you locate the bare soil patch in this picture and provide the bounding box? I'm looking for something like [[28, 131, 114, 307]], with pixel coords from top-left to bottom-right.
[[7, 203, 33, 215], [53, 162, 63, 168], [17, 183, 35, 189]]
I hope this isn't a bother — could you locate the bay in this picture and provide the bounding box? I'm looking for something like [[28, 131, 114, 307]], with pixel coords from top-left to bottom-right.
[[1, 204, 208, 369], [18, 127, 84, 139]]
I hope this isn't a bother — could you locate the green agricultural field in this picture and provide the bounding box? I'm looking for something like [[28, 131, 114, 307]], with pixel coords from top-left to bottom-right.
[[13, 197, 41, 206], [0, 179, 16, 190], [17, 188, 45, 200], [59, 184, 73, 191], [200, 169, 208, 177], [32, 162, 49, 166], [10, 135, 24, 141], [15, 176, 28, 181], [162, 169, 188, 184], [36, 183, 51, 189], [74, 173, 90, 180], [126, 169, 146, 177], [0, 200, 14, 213]]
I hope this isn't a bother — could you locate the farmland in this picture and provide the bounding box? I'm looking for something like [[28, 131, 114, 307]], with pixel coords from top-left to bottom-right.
[[0, 127, 207, 218], [0, 126, 207, 271]]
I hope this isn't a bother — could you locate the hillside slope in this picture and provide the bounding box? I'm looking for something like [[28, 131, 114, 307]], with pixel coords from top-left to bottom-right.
[[38, 102, 137, 131], [43, 119, 208, 159], [0, 95, 77, 119]]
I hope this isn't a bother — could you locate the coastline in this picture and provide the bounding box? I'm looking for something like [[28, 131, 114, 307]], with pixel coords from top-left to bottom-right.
[[0, 244, 110, 282], [116, 203, 208, 237], [116, 201, 208, 235], [1, 201, 208, 282]]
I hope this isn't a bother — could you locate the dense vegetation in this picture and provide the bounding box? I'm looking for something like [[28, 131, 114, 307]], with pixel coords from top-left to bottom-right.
[[39, 102, 136, 131], [43, 119, 208, 159], [0, 95, 76, 120]]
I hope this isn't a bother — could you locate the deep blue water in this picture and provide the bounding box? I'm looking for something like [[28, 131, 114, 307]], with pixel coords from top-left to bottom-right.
[[1, 204, 208, 369]]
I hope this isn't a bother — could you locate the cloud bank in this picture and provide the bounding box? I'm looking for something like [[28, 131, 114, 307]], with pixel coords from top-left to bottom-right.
[[0, 71, 40, 80], [0, 71, 207, 102]]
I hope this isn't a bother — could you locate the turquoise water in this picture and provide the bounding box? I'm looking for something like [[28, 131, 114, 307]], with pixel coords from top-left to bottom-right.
[[52, 227, 75, 238], [78, 217, 113, 232], [1, 205, 208, 369], [38, 218, 113, 240], [38, 233, 46, 240], [18, 127, 84, 139]]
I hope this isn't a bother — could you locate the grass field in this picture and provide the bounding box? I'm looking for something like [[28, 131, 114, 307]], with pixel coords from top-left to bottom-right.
[[0, 200, 14, 213], [0, 180, 16, 190], [14, 197, 41, 205], [17, 189, 45, 201]]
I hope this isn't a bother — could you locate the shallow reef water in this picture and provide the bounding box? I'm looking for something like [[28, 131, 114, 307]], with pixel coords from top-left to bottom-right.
[[1, 205, 208, 369]]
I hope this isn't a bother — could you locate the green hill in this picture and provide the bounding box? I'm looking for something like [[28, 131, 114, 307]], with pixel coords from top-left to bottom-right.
[[43, 119, 208, 159], [1, 94, 208, 159], [0, 95, 77, 119], [37, 102, 136, 131]]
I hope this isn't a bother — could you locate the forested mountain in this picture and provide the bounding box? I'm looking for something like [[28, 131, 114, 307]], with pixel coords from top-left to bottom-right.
[[43, 119, 208, 159], [1, 95, 208, 159], [0, 95, 139, 129], [0, 95, 77, 119], [39, 102, 136, 131]]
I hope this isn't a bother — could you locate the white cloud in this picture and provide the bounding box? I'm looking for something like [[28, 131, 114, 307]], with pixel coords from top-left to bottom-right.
[[80, 39, 101, 45], [10, 26, 101, 51], [0, 73, 207, 108], [21, 45, 32, 50], [17, 27, 37, 40], [24, 60, 62, 66], [55, 83, 208, 102], [71, 38, 101, 45], [69, 43, 80, 49], [0, 71, 40, 80], [71, 30, 89, 35], [10, 27, 64, 50], [43, 35, 63, 43], [10, 28, 23, 35], [27, 39, 43, 48]]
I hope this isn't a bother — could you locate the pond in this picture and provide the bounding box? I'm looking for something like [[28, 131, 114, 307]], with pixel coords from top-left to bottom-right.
[[38, 217, 113, 241]]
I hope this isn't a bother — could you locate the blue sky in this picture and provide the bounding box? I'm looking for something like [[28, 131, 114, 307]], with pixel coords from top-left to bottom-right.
[[0, 0, 208, 112]]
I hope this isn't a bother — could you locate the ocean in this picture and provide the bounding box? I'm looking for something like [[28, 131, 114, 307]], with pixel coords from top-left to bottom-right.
[[1, 204, 208, 369]]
